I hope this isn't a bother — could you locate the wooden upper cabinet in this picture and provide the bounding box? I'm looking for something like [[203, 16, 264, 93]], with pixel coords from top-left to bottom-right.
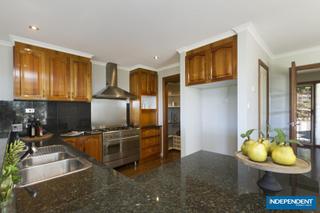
[[70, 56, 92, 102], [131, 69, 157, 96], [210, 36, 237, 81], [185, 47, 209, 86], [14, 43, 46, 99], [13, 42, 92, 102], [147, 72, 157, 95], [140, 71, 149, 95], [185, 35, 237, 86], [130, 72, 140, 96], [47, 52, 71, 100]]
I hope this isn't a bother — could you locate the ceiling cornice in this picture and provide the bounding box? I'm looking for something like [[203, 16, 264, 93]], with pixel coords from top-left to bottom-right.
[[273, 44, 320, 59], [10, 35, 94, 58], [176, 31, 236, 53], [176, 22, 274, 59], [233, 22, 274, 59], [0, 40, 13, 47], [157, 63, 180, 72]]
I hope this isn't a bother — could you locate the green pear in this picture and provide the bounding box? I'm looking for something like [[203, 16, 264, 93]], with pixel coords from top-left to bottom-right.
[[269, 142, 278, 155], [248, 142, 267, 162], [241, 139, 256, 156], [271, 145, 296, 166]]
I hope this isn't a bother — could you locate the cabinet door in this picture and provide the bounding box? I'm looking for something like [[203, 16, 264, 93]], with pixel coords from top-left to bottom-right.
[[210, 36, 237, 81], [64, 137, 84, 152], [83, 135, 102, 162], [14, 44, 46, 99], [130, 72, 140, 96], [47, 52, 71, 100], [140, 71, 148, 95], [185, 48, 209, 86], [147, 73, 157, 95], [70, 56, 92, 102]]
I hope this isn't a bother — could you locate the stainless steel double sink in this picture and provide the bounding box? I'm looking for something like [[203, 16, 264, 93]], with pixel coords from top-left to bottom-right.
[[17, 145, 92, 188]]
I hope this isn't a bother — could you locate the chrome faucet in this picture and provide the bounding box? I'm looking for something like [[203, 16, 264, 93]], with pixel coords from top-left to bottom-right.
[[20, 143, 38, 161]]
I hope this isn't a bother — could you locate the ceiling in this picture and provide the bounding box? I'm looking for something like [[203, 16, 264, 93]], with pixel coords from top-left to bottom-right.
[[1, 0, 320, 69]]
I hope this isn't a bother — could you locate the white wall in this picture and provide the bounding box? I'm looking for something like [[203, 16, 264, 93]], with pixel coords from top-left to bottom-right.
[[91, 63, 130, 128], [200, 84, 238, 155], [0, 45, 13, 101], [237, 29, 271, 150], [180, 52, 202, 157], [270, 48, 320, 134]]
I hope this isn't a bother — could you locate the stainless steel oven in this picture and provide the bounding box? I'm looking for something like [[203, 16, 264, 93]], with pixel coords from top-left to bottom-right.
[[103, 128, 140, 168]]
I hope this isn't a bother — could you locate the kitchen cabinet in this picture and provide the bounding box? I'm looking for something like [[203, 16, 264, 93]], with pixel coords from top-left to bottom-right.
[[14, 42, 92, 102], [130, 68, 158, 127], [47, 51, 71, 100], [131, 69, 157, 96], [63, 134, 102, 162], [130, 69, 161, 161], [70, 56, 92, 102], [14, 43, 46, 100], [140, 127, 161, 161], [185, 46, 209, 85], [185, 35, 237, 86]]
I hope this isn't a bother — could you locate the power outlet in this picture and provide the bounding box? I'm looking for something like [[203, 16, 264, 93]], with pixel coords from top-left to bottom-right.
[[25, 108, 35, 113], [12, 123, 23, 132]]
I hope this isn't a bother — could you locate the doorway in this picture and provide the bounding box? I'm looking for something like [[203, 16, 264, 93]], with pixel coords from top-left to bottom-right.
[[290, 62, 320, 148], [163, 74, 181, 159]]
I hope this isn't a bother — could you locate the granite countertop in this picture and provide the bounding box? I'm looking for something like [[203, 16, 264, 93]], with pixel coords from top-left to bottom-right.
[[0, 138, 8, 172], [14, 139, 320, 212]]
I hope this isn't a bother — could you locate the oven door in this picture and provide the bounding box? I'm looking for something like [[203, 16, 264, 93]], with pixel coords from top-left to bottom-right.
[[103, 140, 121, 162]]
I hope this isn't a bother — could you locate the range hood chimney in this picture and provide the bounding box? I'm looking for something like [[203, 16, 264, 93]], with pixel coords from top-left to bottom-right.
[[93, 63, 137, 100]]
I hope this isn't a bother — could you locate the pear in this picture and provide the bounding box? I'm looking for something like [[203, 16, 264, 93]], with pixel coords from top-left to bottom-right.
[[269, 142, 278, 155], [241, 140, 256, 156], [248, 142, 267, 162], [259, 138, 270, 153], [240, 129, 256, 156], [271, 145, 296, 166]]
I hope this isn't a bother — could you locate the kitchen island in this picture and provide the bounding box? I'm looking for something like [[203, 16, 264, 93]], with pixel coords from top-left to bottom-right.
[[15, 138, 320, 212]]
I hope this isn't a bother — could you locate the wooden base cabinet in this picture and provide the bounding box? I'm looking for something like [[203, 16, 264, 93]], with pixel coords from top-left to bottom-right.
[[63, 134, 102, 162], [185, 35, 237, 86], [140, 127, 161, 161]]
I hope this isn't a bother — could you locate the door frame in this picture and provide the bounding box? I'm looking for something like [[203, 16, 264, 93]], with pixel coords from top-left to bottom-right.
[[290, 62, 320, 150], [162, 74, 180, 158]]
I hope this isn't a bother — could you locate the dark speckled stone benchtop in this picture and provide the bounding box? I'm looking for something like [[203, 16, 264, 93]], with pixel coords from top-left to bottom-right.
[[14, 139, 320, 212]]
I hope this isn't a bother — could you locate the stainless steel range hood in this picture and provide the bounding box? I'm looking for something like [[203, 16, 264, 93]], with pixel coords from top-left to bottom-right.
[[93, 63, 137, 100]]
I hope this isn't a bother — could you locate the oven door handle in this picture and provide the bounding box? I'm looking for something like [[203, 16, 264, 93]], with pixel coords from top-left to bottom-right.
[[121, 135, 140, 141], [106, 140, 121, 146], [106, 135, 140, 143]]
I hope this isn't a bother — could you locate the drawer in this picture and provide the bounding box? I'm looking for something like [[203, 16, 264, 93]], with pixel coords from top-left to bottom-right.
[[141, 136, 160, 149], [141, 128, 161, 138], [141, 145, 161, 160]]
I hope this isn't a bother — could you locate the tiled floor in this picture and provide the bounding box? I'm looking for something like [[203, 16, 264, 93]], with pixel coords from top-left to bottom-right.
[[115, 150, 180, 177]]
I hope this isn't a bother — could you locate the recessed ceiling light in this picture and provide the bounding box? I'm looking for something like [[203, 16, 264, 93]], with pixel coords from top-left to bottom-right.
[[29, 25, 39, 31], [153, 56, 159, 60]]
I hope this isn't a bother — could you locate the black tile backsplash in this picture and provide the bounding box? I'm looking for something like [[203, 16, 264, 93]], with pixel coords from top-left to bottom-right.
[[0, 100, 91, 137]]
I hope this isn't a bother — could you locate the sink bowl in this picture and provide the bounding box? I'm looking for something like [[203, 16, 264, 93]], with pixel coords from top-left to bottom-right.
[[17, 158, 92, 188], [19, 152, 74, 169]]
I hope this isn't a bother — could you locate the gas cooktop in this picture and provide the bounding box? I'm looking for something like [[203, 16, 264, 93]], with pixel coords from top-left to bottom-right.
[[91, 126, 138, 132]]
